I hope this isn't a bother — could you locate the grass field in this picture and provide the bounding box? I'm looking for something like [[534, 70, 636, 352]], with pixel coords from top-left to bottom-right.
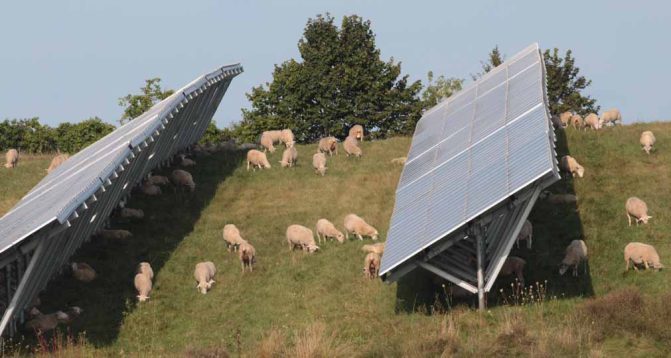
[[3, 122, 671, 356]]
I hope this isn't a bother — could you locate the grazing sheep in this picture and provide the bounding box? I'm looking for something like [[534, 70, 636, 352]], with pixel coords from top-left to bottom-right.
[[640, 131, 655, 155], [559, 111, 573, 127], [540, 191, 578, 205], [239, 241, 256, 273], [137, 262, 154, 280], [260, 132, 276, 153], [179, 154, 196, 167], [559, 240, 588, 276], [361, 242, 385, 255], [344, 214, 379, 240], [147, 174, 170, 185], [390, 157, 407, 165], [625, 197, 652, 226], [560, 155, 584, 178], [141, 182, 162, 196], [315, 219, 345, 243], [24, 311, 69, 333], [601, 108, 622, 126], [343, 136, 362, 157], [363, 252, 381, 279], [120, 208, 144, 219], [318, 137, 338, 156], [500, 256, 526, 287], [280, 146, 298, 168], [280, 129, 295, 147], [4, 149, 18, 169], [247, 149, 271, 171], [349, 124, 364, 141], [47, 154, 69, 173], [194, 261, 217, 294], [286, 224, 320, 253], [134, 272, 152, 302], [624, 242, 664, 271], [223, 224, 248, 252], [171, 169, 196, 192], [71, 262, 96, 282], [98, 229, 133, 240], [516, 220, 532, 249], [312, 153, 327, 176], [583, 113, 600, 130], [570, 114, 583, 129]]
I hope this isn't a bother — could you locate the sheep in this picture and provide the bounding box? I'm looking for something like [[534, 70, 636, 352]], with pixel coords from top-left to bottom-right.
[[315, 218, 345, 243], [625, 197, 652, 226], [559, 240, 588, 276], [134, 272, 152, 302], [47, 153, 69, 173], [363, 252, 381, 279], [4, 149, 18, 169], [71, 262, 96, 282], [343, 136, 362, 157], [171, 169, 196, 192], [601, 108, 622, 126], [500, 256, 526, 287], [247, 149, 272, 171], [344, 214, 379, 240], [559, 111, 573, 127], [120, 208, 144, 219], [98, 229, 133, 240], [583, 113, 600, 130], [223, 224, 248, 252], [640, 131, 655, 155], [280, 129, 295, 147], [260, 132, 276, 153], [137, 262, 154, 280], [318, 137, 338, 156], [59, 307, 83, 325], [570, 114, 583, 129], [540, 191, 578, 205], [560, 155, 584, 178], [286, 224, 320, 253], [349, 124, 364, 141], [147, 174, 170, 186], [194, 261, 217, 294], [624, 242, 664, 271], [516, 220, 532, 249], [24, 311, 70, 333], [280, 146, 298, 168], [141, 182, 162, 196], [239, 241, 256, 273], [312, 152, 327, 176], [361, 242, 385, 255], [390, 157, 407, 165], [179, 154, 196, 167]]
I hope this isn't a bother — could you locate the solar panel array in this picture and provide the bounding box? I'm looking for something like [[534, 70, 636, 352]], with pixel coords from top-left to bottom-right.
[[380, 43, 557, 277]]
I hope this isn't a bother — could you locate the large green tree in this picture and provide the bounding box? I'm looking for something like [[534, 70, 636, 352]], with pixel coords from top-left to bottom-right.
[[543, 48, 599, 115], [118, 78, 174, 125], [236, 14, 423, 143], [421, 71, 463, 109], [471, 45, 505, 80]]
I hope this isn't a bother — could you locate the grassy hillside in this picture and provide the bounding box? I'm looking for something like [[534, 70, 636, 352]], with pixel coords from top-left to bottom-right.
[[3, 123, 671, 356]]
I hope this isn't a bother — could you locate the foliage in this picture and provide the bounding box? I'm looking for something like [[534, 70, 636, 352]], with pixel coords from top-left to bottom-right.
[[237, 14, 423, 143], [472, 45, 505, 80], [198, 121, 223, 145], [543, 48, 599, 115], [118, 78, 174, 125], [421, 71, 464, 109], [54, 117, 115, 153]]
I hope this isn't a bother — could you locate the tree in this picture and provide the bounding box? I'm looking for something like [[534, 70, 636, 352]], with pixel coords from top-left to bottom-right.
[[471, 45, 505, 80], [118, 78, 174, 125], [55, 117, 115, 153], [543, 48, 599, 115], [421, 71, 464, 109], [236, 14, 423, 143]]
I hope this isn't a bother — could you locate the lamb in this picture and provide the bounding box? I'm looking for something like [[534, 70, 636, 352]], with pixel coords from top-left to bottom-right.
[[559, 240, 588, 276], [516, 220, 532, 249], [343, 136, 362, 157], [625, 197, 652, 226], [4, 149, 18, 168], [640, 131, 655, 155], [286, 224, 320, 253], [134, 272, 152, 302], [137, 262, 154, 280], [98, 229, 133, 240], [315, 218, 345, 243], [260, 132, 277, 153], [318, 137, 338, 156], [583, 113, 600, 130], [349, 124, 364, 141], [500, 256, 526, 287], [147, 174, 170, 185], [363, 252, 381, 279], [71, 262, 96, 282], [280, 146, 298, 168], [559, 111, 573, 127], [361, 242, 385, 255], [141, 182, 162, 196], [390, 157, 407, 165], [560, 155, 584, 178], [194, 261, 217, 294], [624, 242, 664, 271], [312, 152, 327, 176], [540, 191, 578, 205], [239, 241, 256, 273], [47, 153, 69, 173], [120, 208, 144, 219], [280, 129, 295, 147], [601, 108, 622, 126], [570, 114, 583, 129], [247, 149, 272, 171], [223, 224, 248, 252], [171, 169, 196, 192], [344, 214, 379, 240], [24, 311, 70, 333]]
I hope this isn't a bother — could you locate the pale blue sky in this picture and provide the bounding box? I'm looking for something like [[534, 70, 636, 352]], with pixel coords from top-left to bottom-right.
[[0, 1, 668, 127]]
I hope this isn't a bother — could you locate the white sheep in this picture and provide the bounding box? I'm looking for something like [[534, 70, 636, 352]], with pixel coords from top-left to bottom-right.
[[194, 261, 217, 294], [280, 129, 295, 147], [120, 208, 144, 219], [390, 157, 407, 165], [624, 242, 664, 271], [349, 124, 364, 141], [47, 153, 69, 173], [625, 197, 652, 226], [141, 182, 162, 196], [134, 272, 152, 302], [247, 149, 271, 171], [363, 252, 381, 279], [315, 218, 345, 243], [540, 191, 578, 205], [583, 113, 600, 130], [61, 306, 83, 325], [516, 220, 532, 249], [98, 229, 133, 240], [361, 242, 385, 255], [560, 155, 584, 178], [640, 131, 655, 155], [147, 174, 170, 185], [286, 224, 320, 253], [312, 152, 327, 176], [24, 311, 70, 333], [343, 136, 362, 157], [171, 169, 196, 192], [179, 154, 196, 167], [318, 137, 338, 156], [223, 224, 248, 252], [137, 262, 154, 280], [559, 240, 588, 276], [260, 132, 277, 153], [570, 114, 583, 129], [601, 108, 622, 126], [280, 146, 298, 168], [344, 214, 379, 240], [239, 241, 256, 273], [71, 262, 96, 282], [4, 149, 18, 169], [559, 111, 573, 127], [500, 256, 526, 287]]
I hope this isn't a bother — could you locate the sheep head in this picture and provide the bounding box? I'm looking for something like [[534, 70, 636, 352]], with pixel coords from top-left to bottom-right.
[[576, 166, 584, 178], [639, 215, 652, 224], [137, 295, 150, 302], [558, 264, 569, 276]]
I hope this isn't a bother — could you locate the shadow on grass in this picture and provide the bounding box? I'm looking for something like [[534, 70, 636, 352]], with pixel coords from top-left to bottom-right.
[[396, 125, 595, 313], [30, 149, 246, 346]]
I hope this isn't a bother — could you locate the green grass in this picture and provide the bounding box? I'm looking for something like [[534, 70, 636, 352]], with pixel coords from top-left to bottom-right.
[[4, 123, 671, 356], [0, 153, 52, 216]]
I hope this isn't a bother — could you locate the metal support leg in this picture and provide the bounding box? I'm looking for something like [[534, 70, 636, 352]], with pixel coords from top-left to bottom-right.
[[476, 231, 486, 310]]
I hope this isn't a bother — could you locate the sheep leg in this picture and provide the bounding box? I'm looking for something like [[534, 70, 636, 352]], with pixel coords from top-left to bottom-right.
[[625, 258, 630, 272], [357, 234, 363, 241], [627, 213, 632, 227], [346, 232, 349, 240], [644, 260, 650, 270], [241, 261, 244, 273], [247, 161, 250, 171]]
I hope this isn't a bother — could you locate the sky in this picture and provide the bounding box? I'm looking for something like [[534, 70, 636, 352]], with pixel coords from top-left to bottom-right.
[[0, 1, 669, 128]]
